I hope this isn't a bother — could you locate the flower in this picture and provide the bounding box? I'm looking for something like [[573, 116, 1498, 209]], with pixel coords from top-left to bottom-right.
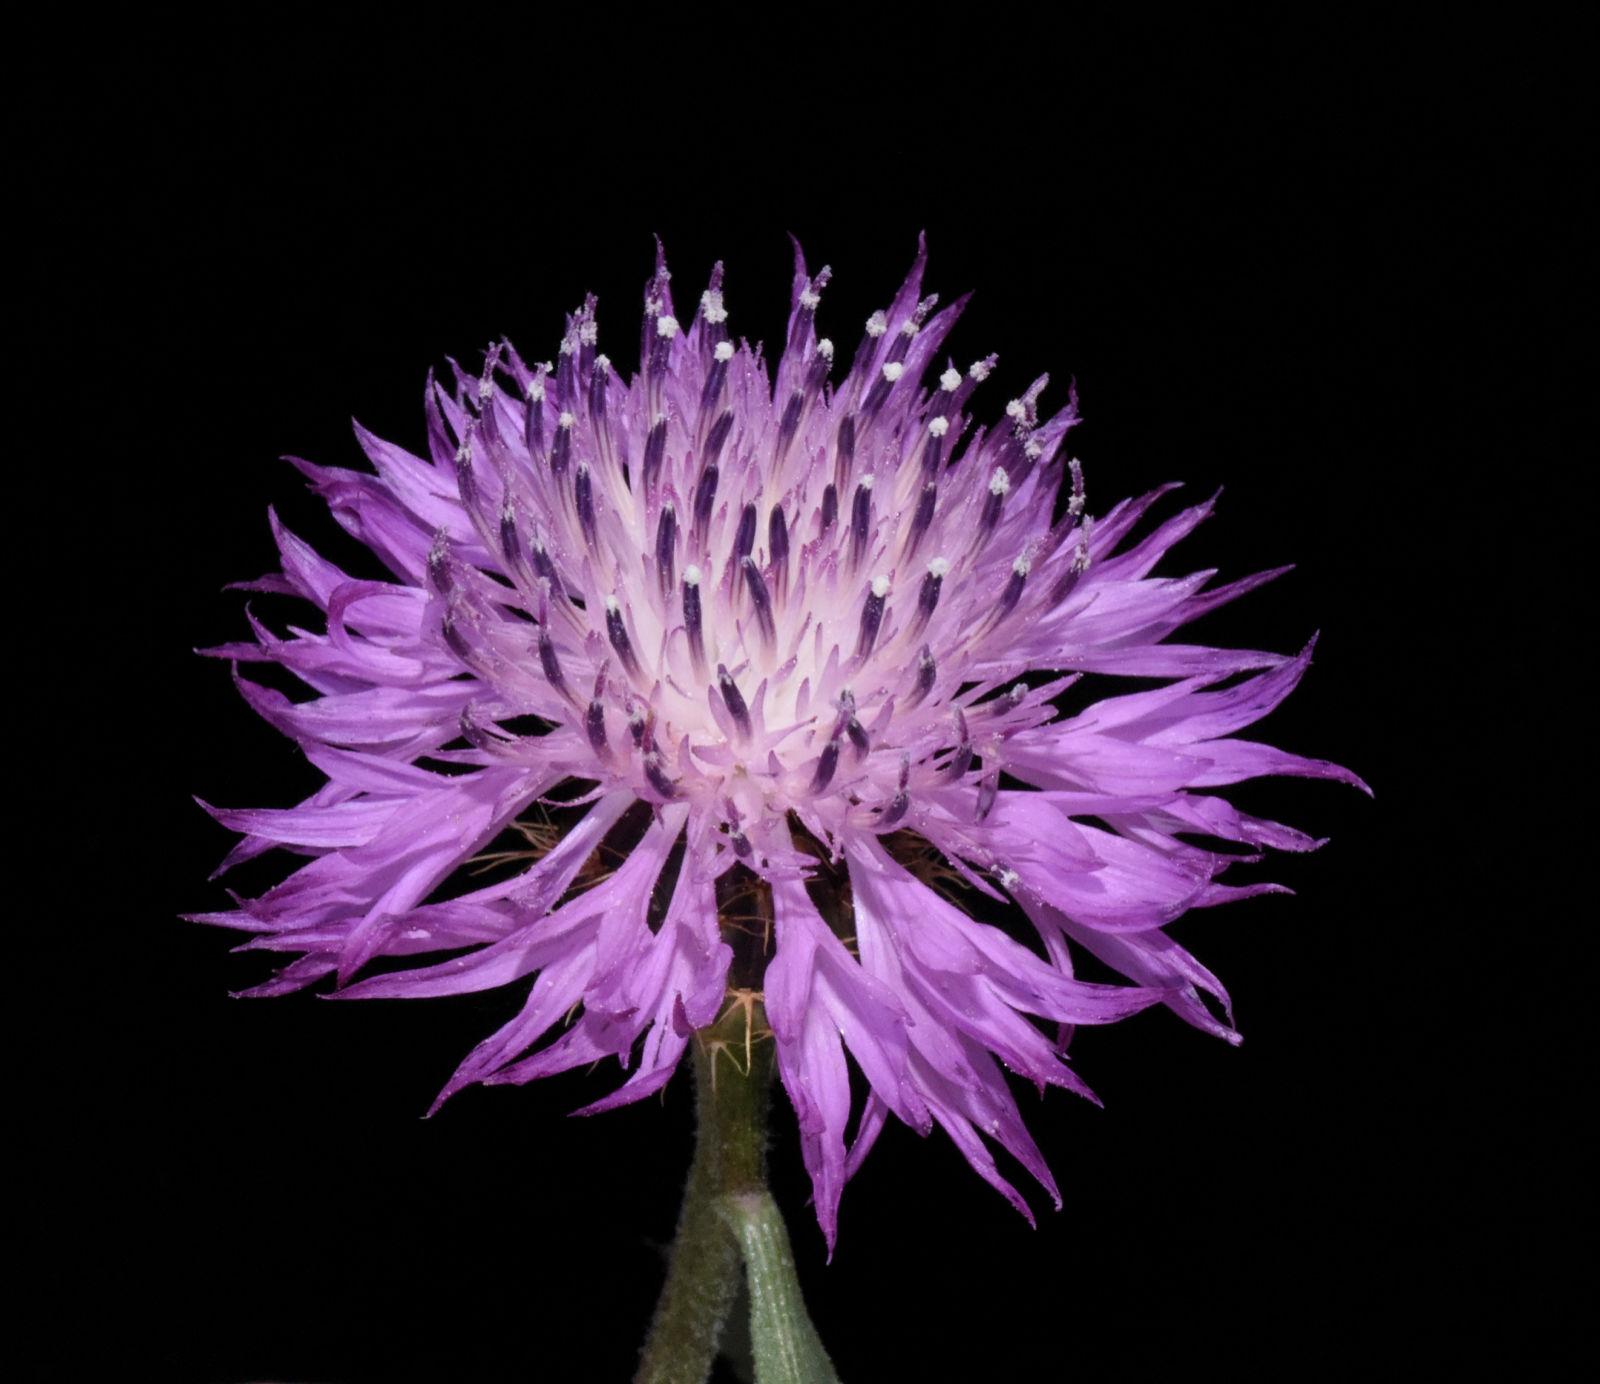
[[194, 236, 1366, 1250]]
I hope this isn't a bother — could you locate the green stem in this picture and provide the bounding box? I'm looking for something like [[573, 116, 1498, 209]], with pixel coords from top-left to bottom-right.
[[635, 1012, 774, 1384]]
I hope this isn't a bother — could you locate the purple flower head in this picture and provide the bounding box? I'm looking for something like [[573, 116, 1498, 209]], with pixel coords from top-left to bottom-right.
[[195, 237, 1367, 1251]]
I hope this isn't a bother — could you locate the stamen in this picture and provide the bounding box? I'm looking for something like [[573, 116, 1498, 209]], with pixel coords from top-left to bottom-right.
[[944, 709, 973, 782], [856, 574, 890, 659], [644, 751, 679, 800], [809, 736, 841, 793], [819, 483, 838, 533], [550, 414, 572, 479], [906, 645, 936, 708], [605, 596, 641, 680], [768, 503, 790, 597], [537, 627, 571, 702], [903, 481, 937, 561], [717, 665, 753, 742], [834, 414, 856, 493], [574, 463, 597, 546], [912, 556, 947, 634], [975, 770, 998, 823], [734, 502, 758, 564], [850, 476, 874, 569], [642, 417, 669, 494], [655, 504, 677, 597], [586, 698, 609, 755], [742, 556, 777, 650], [692, 463, 720, 539], [882, 753, 911, 827], [704, 409, 735, 467], [683, 567, 706, 675]]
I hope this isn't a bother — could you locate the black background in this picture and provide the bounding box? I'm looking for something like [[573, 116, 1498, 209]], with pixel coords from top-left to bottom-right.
[[23, 12, 1580, 1381]]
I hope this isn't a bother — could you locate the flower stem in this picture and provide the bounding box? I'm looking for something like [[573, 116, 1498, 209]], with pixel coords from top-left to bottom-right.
[[635, 1012, 775, 1384]]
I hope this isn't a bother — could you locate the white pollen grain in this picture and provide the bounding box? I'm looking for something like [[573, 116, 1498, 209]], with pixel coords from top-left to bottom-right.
[[866, 311, 888, 337], [882, 362, 904, 382], [927, 556, 950, 577], [871, 574, 891, 598], [970, 358, 994, 381], [656, 315, 680, 338], [928, 416, 949, 437], [714, 340, 734, 362], [684, 565, 702, 586], [989, 467, 1011, 496], [817, 338, 834, 358], [559, 411, 575, 429], [939, 367, 961, 391]]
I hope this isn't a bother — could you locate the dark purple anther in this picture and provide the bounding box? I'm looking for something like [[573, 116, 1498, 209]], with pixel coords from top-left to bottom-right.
[[850, 480, 873, 568], [525, 391, 544, 455], [809, 737, 840, 793], [605, 598, 642, 680], [588, 361, 607, 420], [458, 707, 494, 752], [704, 409, 735, 466], [549, 423, 571, 480], [426, 536, 453, 596], [555, 350, 577, 410], [917, 562, 945, 624], [734, 503, 758, 563], [921, 430, 944, 479], [978, 473, 1007, 535], [574, 464, 597, 546], [768, 504, 789, 570], [530, 539, 563, 599], [683, 573, 706, 674], [861, 373, 893, 416], [729, 823, 753, 859], [499, 506, 521, 566], [644, 751, 679, 800], [701, 354, 730, 416], [995, 561, 1028, 622], [693, 463, 720, 537], [856, 577, 888, 659], [1049, 566, 1083, 605], [741, 556, 776, 649], [776, 391, 804, 457], [642, 417, 669, 493], [908, 645, 936, 707], [834, 414, 856, 492], [538, 628, 569, 699], [455, 446, 479, 513], [905, 482, 937, 561], [820, 483, 838, 533], [975, 770, 999, 823], [442, 615, 472, 662], [648, 321, 674, 379], [717, 665, 753, 741], [586, 699, 608, 755], [846, 716, 870, 759], [655, 504, 677, 596]]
